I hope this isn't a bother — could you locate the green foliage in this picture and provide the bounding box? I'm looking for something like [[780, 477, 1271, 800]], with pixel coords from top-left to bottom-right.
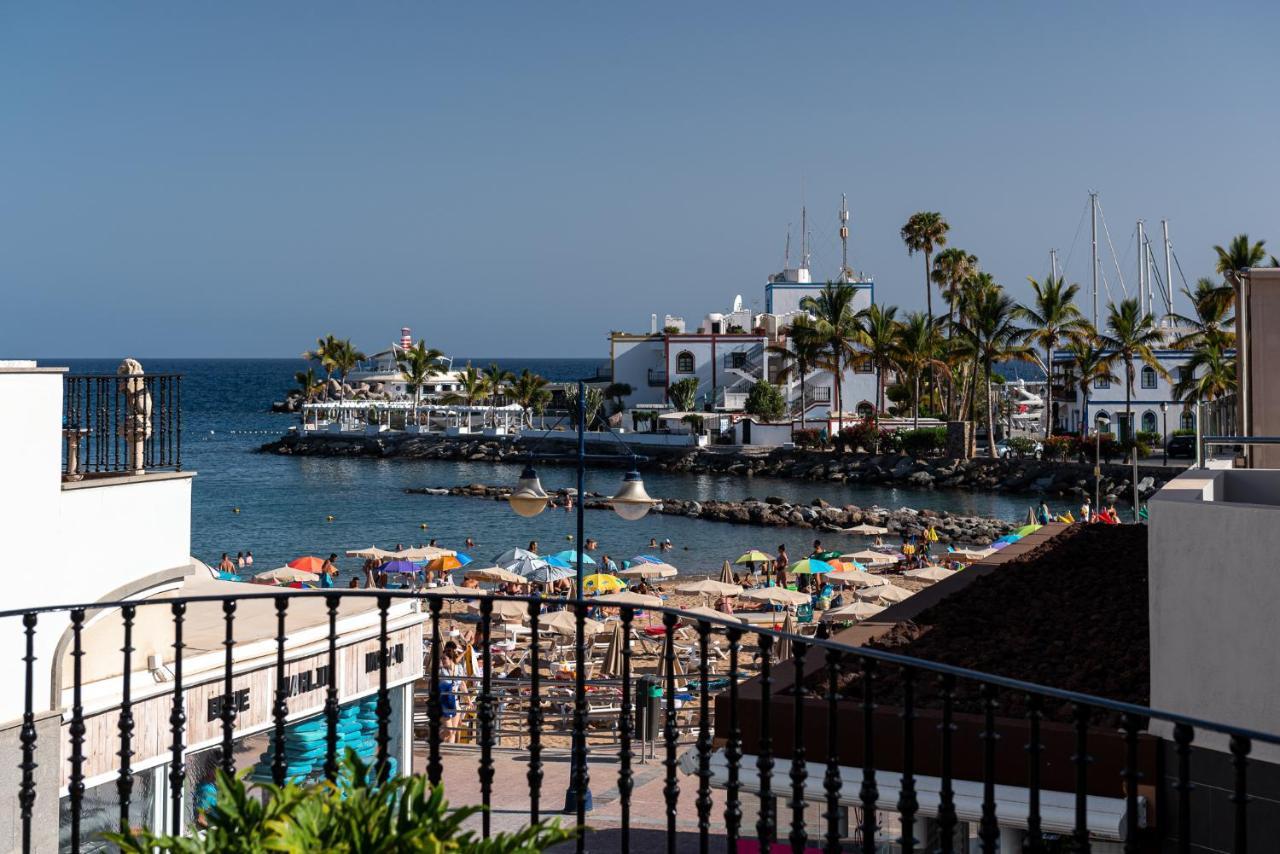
[[667, 377, 700, 412], [1005, 435, 1039, 458], [603, 382, 634, 413], [1043, 435, 1074, 461], [1172, 427, 1196, 436], [898, 427, 947, 456], [104, 751, 575, 853], [564, 385, 606, 428], [743, 380, 787, 421], [836, 417, 892, 453], [662, 325, 681, 334], [1136, 430, 1163, 446], [792, 428, 828, 449]]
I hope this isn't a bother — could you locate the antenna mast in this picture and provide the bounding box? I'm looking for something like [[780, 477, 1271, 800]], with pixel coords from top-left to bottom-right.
[[784, 224, 792, 269], [839, 194, 850, 280], [1090, 192, 1099, 328], [801, 205, 810, 269]]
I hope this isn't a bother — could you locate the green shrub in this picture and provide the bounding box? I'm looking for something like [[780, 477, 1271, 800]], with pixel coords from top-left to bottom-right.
[[898, 427, 947, 457], [836, 417, 893, 453], [1043, 435, 1073, 461], [793, 428, 827, 449], [1172, 428, 1196, 436], [105, 751, 576, 853], [1136, 430, 1162, 446], [1005, 435, 1039, 458], [743, 379, 787, 421]]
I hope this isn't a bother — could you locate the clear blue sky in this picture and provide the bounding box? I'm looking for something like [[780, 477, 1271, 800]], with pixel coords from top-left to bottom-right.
[[2, 2, 1277, 359]]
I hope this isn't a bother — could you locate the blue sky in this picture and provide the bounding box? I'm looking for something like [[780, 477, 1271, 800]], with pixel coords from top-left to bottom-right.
[[2, 2, 1277, 358]]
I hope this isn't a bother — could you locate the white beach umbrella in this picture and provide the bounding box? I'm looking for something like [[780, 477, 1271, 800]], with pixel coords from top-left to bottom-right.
[[593, 591, 665, 608], [396, 545, 456, 561], [740, 587, 811, 607], [826, 570, 890, 588], [678, 605, 744, 624], [844, 523, 890, 535], [253, 566, 319, 584], [424, 584, 486, 597], [539, 610, 606, 637], [345, 545, 398, 560], [903, 566, 957, 584], [674, 579, 742, 596], [466, 566, 526, 584], [493, 547, 540, 566], [465, 597, 529, 622], [821, 601, 886, 621], [843, 549, 898, 565], [620, 562, 678, 579], [948, 547, 995, 561], [856, 584, 913, 604], [505, 555, 550, 578]]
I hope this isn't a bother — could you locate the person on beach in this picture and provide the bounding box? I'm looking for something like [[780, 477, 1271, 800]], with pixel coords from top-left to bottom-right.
[[218, 553, 235, 573], [244, 550, 253, 568], [347, 577, 359, 589], [775, 545, 789, 587], [1037, 499, 1052, 525], [465, 537, 475, 549], [528, 540, 539, 554], [235, 551, 245, 569], [586, 538, 598, 551], [649, 538, 659, 549], [602, 555, 617, 572], [1080, 498, 1092, 522]]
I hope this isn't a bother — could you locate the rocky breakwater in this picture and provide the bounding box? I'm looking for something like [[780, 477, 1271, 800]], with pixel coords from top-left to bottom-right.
[[406, 484, 1015, 545], [658, 449, 1180, 501]]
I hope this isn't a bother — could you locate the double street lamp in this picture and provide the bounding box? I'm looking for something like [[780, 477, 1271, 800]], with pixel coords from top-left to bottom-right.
[[505, 380, 658, 829]]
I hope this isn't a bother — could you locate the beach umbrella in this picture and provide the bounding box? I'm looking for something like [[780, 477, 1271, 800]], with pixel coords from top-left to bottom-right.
[[827, 569, 889, 588], [825, 558, 866, 573], [466, 597, 528, 622], [903, 566, 958, 583], [381, 559, 420, 575], [678, 605, 744, 625], [1014, 523, 1042, 537], [735, 550, 773, 564], [540, 610, 605, 637], [254, 566, 319, 584], [396, 545, 456, 561], [287, 556, 327, 573], [630, 554, 665, 565], [844, 523, 889, 536], [1025, 507, 1037, 525], [544, 555, 572, 569], [656, 643, 687, 683], [821, 601, 885, 621], [600, 622, 626, 676], [619, 562, 678, 579], [582, 573, 626, 594], [948, 547, 994, 561], [551, 549, 596, 566], [346, 546, 397, 560], [775, 614, 796, 661], [593, 591, 664, 608], [719, 560, 736, 584], [856, 584, 913, 604], [493, 547, 539, 566], [789, 558, 834, 575], [424, 584, 485, 597], [422, 554, 464, 575], [524, 563, 576, 584], [504, 555, 548, 577], [812, 550, 843, 561], [843, 549, 897, 566], [740, 587, 811, 607], [467, 566, 526, 584], [675, 579, 742, 597]]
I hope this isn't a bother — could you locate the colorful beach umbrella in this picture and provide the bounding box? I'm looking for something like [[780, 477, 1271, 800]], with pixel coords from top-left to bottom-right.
[[1013, 523, 1042, 537], [551, 549, 596, 566], [735, 550, 773, 564], [424, 554, 464, 573], [582, 573, 626, 594], [287, 556, 327, 572], [630, 554, 664, 564], [789, 558, 834, 575], [812, 550, 843, 561]]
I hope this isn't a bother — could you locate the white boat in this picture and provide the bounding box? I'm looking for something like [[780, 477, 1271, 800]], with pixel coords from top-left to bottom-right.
[[346, 327, 463, 398]]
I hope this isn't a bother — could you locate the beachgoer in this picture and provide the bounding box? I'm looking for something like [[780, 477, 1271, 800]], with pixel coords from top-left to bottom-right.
[[810, 539, 823, 557], [716, 595, 735, 615], [465, 537, 475, 549], [1080, 498, 1092, 523], [244, 550, 253, 567], [662, 538, 673, 552], [428, 538, 438, 548], [649, 538, 659, 549], [603, 555, 617, 572], [586, 538, 598, 551], [565, 496, 573, 512], [235, 551, 245, 569], [775, 544, 789, 588], [528, 540, 539, 554], [1037, 499, 1051, 525], [218, 553, 235, 573], [347, 577, 359, 589]]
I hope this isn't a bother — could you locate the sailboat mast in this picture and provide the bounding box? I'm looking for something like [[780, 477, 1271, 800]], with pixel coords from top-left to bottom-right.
[[839, 194, 850, 279], [1163, 219, 1173, 324], [1137, 220, 1146, 313], [1050, 248, 1058, 281], [1090, 192, 1099, 328]]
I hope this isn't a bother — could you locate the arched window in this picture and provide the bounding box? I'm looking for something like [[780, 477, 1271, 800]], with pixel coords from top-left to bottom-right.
[[856, 401, 874, 418], [1141, 366, 1157, 389], [1180, 410, 1195, 431], [676, 351, 695, 373], [1095, 410, 1112, 433], [1141, 410, 1158, 432]]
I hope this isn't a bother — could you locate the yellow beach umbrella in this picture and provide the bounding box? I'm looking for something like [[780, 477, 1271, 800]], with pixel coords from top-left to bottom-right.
[[735, 550, 773, 564], [582, 573, 627, 594]]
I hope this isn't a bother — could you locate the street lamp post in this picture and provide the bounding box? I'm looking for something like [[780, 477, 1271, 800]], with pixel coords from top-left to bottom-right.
[[1095, 413, 1110, 515], [506, 380, 657, 841], [1161, 402, 1169, 465]]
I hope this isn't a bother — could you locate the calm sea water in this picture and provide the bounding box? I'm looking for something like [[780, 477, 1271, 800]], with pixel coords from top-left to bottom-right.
[[59, 359, 1031, 578]]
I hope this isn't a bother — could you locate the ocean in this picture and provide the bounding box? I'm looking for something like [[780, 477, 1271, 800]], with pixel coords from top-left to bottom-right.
[[59, 358, 1033, 579]]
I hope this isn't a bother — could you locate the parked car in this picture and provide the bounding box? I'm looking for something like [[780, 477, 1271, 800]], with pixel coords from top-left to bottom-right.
[[994, 438, 1043, 460], [1166, 435, 1196, 458]]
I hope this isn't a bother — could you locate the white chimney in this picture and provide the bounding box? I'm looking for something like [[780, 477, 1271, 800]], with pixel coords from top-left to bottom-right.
[[651, 314, 658, 334]]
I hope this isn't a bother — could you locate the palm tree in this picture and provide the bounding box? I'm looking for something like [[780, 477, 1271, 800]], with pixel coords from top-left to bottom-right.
[[1099, 298, 1169, 450], [1172, 278, 1236, 351], [442, 362, 489, 430], [396, 340, 445, 428], [900, 212, 950, 322], [931, 247, 978, 416], [953, 272, 1001, 420], [293, 368, 320, 403], [799, 282, 868, 434], [767, 315, 826, 433], [509, 369, 551, 427], [892, 312, 948, 428], [301, 335, 339, 400], [1173, 342, 1236, 404], [328, 339, 366, 401], [1015, 275, 1089, 440], [956, 285, 1033, 459], [856, 304, 900, 418], [1213, 234, 1268, 288], [481, 362, 515, 427], [1061, 330, 1119, 437]]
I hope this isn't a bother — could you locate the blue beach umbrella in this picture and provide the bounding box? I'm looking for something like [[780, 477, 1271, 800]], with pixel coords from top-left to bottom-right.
[[551, 549, 596, 566], [454, 553, 474, 566], [631, 554, 664, 565], [545, 555, 572, 569], [381, 559, 420, 574]]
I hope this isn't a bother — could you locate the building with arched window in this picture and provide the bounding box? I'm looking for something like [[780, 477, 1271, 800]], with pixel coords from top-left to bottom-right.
[[675, 351, 695, 374]]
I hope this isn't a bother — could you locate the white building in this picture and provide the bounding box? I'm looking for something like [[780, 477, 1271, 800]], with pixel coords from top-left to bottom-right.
[[0, 360, 422, 850]]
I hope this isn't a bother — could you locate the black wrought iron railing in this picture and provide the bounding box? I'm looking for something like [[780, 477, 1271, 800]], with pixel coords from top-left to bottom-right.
[[648, 369, 668, 387], [7, 590, 1279, 852], [61, 373, 182, 479]]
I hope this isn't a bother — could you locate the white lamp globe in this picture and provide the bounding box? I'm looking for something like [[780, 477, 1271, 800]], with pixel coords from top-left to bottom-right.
[[610, 469, 658, 521], [508, 465, 550, 518]]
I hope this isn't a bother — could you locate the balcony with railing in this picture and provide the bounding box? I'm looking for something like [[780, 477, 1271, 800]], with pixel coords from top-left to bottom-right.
[[6, 586, 1276, 852], [61, 371, 183, 481]]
